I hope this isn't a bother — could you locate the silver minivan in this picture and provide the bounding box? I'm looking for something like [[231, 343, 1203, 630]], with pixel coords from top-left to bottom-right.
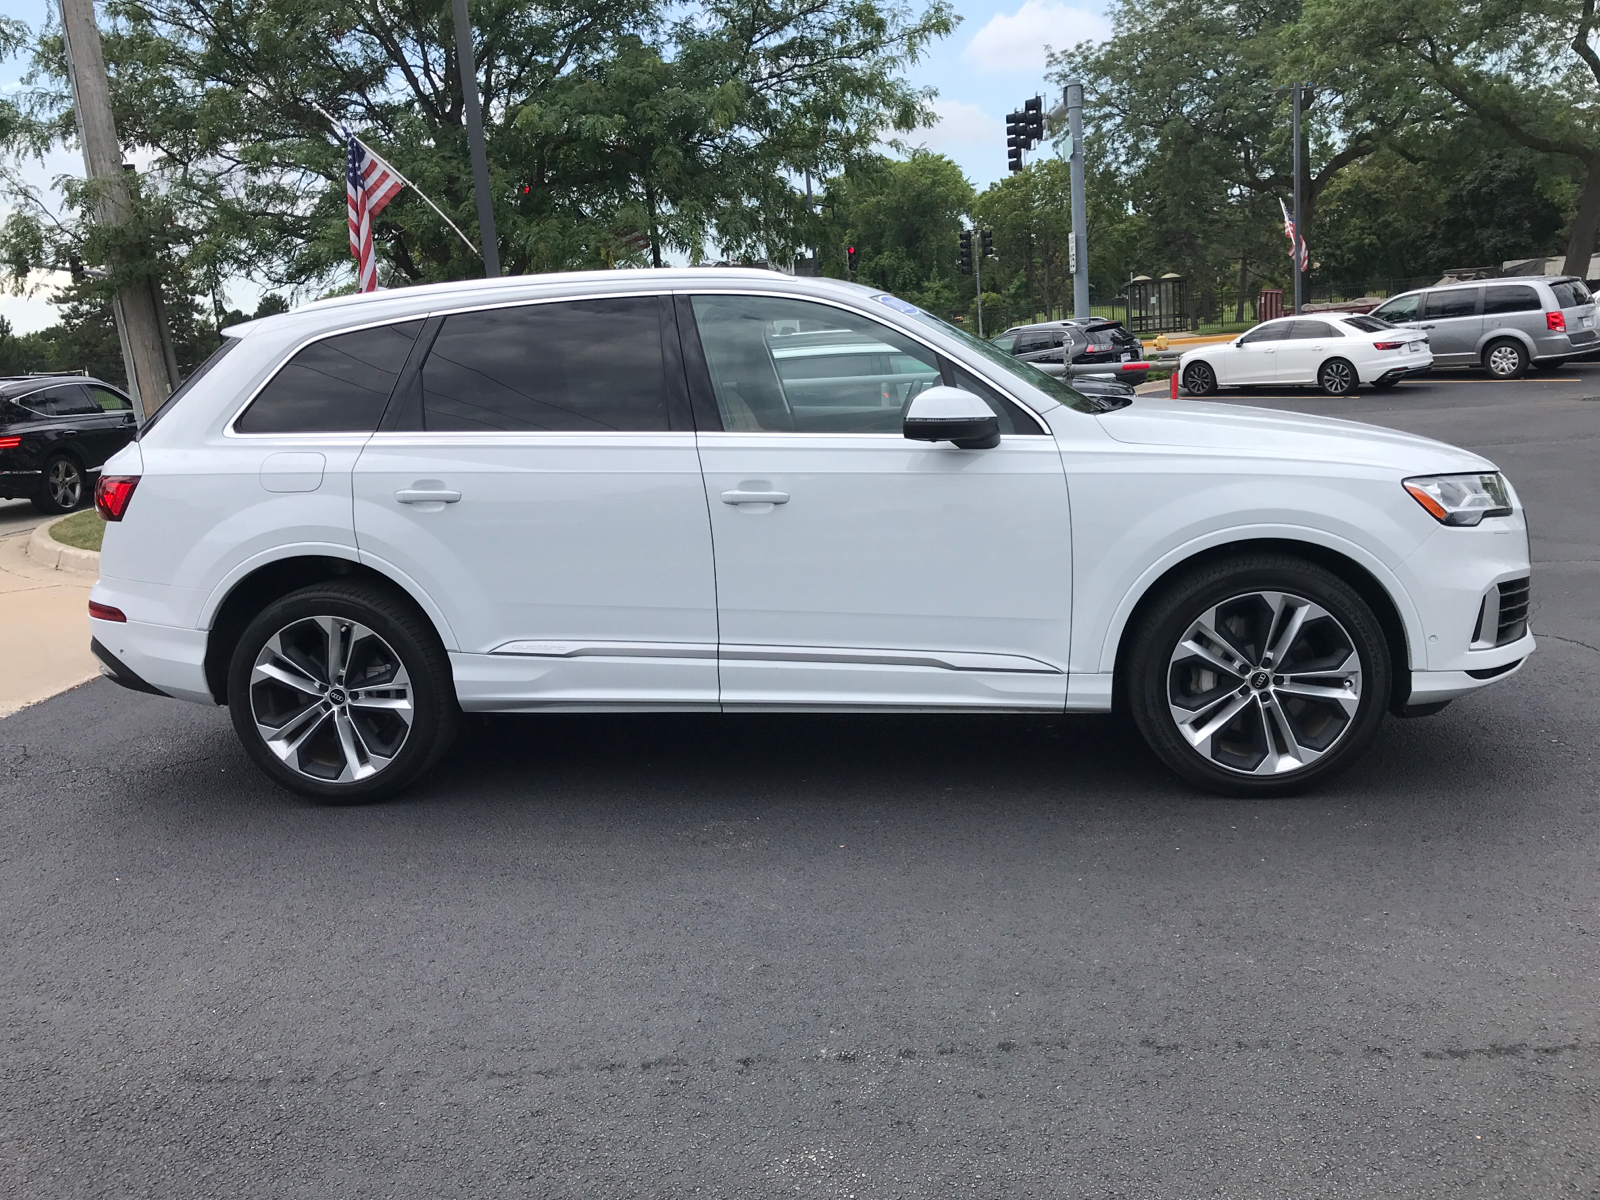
[[1368, 276, 1597, 378]]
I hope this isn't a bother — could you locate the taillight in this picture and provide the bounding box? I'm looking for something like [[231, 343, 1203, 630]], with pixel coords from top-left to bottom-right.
[[88, 600, 127, 623], [1373, 341, 1404, 350], [95, 474, 140, 521], [0, 435, 20, 449], [1547, 310, 1566, 332]]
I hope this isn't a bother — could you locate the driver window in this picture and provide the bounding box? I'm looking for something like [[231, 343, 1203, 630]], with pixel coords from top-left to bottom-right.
[[689, 295, 943, 433], [1372, 294, 1419, 323], [1239, 322, 1290, 345]]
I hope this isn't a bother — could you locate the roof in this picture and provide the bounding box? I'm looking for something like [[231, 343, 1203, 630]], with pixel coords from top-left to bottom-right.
[[0, 373, 116, 397]]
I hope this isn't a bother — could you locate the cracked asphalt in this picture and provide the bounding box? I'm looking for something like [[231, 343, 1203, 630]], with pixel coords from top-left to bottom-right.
[[3, 363, 1597, 1198]]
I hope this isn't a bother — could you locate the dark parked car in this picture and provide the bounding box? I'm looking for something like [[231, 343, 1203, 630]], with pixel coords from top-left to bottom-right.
[[992, 318, 1149, 384], [0, 374, 138, 514]]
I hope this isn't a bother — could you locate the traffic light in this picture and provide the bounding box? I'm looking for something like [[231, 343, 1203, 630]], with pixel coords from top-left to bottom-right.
[[845, 244, 858, 274], [979, 228, 994, 259], [1005, 111, 1024, 173], [958, 229, 973, 276], [1023, 96, 1044, 145]]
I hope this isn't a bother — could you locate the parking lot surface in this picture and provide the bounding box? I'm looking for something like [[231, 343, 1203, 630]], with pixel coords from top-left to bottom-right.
[[3, 364, 1597, 1197]]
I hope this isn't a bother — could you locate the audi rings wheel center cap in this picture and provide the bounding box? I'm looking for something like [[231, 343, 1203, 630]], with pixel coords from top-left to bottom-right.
[[328, 687, 347, 705], [1249, 671, 1271, 691]]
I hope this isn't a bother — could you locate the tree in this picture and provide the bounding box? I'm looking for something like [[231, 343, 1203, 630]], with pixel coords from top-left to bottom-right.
[[1300, 0, 1600, 277]]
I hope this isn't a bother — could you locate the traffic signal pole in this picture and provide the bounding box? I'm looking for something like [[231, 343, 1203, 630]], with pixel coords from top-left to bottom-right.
[[1066, 81, 1089, 319], [974, 245, 983, 338]]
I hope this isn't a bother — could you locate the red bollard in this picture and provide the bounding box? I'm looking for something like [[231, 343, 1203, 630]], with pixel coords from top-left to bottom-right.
[[1170, 370, 1179, 399]]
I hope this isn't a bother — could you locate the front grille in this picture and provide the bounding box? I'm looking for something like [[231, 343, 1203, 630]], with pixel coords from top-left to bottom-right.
[[1496, 577, 1530, 645]]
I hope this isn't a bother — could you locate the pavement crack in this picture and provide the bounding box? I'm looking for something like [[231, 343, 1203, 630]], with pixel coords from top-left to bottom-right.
[[1539, 633, 1600, 655]]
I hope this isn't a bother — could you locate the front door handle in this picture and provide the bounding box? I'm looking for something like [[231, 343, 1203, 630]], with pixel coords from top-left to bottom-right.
[[721, 489, 790, 506], [395, 487, 462, 504]]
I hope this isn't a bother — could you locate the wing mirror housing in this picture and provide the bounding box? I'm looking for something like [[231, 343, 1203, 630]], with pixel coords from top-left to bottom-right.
[[902, 387, 1000, 449]]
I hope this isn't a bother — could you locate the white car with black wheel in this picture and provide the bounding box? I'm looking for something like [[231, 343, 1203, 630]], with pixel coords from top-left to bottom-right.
[[1180, 314, 1433, 397], [86, 270, 1530, 802]]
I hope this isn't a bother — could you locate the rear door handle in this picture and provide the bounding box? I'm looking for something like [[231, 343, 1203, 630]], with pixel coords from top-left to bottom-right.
[[395, 488, 461, 504], [721, 489, 789, 506]]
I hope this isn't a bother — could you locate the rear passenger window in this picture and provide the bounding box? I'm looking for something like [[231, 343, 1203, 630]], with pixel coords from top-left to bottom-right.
[[1422, 290, 1479, 319], [1483, 285, 1540, 314], [237, 322, 422, 433], [421, 297, 670, 432], [1289, 320, 1339, 338]]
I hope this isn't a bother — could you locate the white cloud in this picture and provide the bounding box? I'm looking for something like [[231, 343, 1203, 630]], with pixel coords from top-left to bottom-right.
[[914, 99, 1006, 156], [963, 1, 1112, 75], [0, 271, 71, 336]]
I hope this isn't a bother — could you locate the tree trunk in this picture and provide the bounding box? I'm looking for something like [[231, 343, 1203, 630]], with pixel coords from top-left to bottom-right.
[[1236, 255, 1248, 323], [644, 179, 663, 269], [1563, 158, 1600, 279]]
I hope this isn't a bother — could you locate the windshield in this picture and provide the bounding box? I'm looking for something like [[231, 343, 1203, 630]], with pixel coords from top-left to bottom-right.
[[890, 298, 1131, 413]]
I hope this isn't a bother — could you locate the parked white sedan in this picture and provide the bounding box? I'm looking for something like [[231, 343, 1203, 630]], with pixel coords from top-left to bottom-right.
[[1180, 314, 1433, 397], [87, 271, 1529, 803]]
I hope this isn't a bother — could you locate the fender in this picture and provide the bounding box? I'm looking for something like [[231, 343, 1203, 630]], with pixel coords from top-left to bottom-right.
[[197, 541, 461, 650], [1092, 522, 1425, 675], [1473, 326, 1536, 360]]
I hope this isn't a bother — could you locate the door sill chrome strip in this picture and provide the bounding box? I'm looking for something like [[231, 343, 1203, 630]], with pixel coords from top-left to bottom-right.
[[719, 644, 1061, 674], [491, 641, 716, 659]]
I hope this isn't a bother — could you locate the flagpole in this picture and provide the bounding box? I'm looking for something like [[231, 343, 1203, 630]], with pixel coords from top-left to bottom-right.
[[308, 101, 482, 260]]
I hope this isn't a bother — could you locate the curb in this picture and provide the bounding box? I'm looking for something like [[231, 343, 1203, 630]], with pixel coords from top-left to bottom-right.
[[27, 520, 101, 576]]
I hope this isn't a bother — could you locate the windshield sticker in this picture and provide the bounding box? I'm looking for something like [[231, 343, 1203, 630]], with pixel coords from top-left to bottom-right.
[[874, 294, 919, 315]]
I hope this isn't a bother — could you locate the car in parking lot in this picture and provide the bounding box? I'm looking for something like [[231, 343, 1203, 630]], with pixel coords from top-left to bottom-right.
[[1367, 276, 1596, 378], [0, 373, 139, 513], [86, 270, 1534, 803], [993, 318, 1149, 384], [1179, 314, 1435, 396]]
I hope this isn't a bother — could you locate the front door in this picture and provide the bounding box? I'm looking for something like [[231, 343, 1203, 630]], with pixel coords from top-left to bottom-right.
[[1222, 320, 1291, 384], [682, 293, 1072, 710], [352, 295, 719, 710]]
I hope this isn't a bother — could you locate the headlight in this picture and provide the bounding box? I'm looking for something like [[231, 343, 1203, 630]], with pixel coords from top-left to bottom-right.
[[1403, 472, 1512, 526]]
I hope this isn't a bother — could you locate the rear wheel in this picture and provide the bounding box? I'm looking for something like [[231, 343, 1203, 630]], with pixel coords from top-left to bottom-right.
[[1484, 339, 1527, 379], [31, 455, 85, 514], [1127, 553, 1391, 796], [1182, 361, 1217, 395], [227, 581, 458, 803], [1317, 358, 1357, 396]]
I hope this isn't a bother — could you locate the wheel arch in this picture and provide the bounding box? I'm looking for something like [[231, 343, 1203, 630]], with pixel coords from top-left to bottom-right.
[[201, 551, 456, 704], [1106, 534, 1417, 714], [1475, 328, 1536, 360]]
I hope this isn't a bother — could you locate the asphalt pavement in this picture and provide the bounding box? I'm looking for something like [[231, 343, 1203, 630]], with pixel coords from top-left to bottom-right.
[[3, 364, 1597, 1198]]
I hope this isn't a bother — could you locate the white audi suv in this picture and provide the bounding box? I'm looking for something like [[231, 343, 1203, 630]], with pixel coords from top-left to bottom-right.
[[86, 270, 1533, 800]]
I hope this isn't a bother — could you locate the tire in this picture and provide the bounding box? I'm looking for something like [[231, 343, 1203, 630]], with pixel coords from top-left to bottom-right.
[[1182, 361, 1217, 395], [1531, 358, 1566, 373], [1483, 339, 1527, 379], [227, 581, 459, 803], [1126, 553, 1391, 797], [32, 455, 86, 515], [1317, 358, 1358, 396]]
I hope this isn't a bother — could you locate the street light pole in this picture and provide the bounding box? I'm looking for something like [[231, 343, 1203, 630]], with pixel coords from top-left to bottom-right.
[[451, 0, 500, 278], [1066, 81, 1089, 319]]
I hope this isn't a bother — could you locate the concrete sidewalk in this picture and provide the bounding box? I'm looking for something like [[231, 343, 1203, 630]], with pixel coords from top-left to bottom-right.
[[0, 500, 99, 718]]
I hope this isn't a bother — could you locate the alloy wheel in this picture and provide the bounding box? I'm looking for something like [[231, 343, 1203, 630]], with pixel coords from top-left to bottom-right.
[[1184, 362, 1215, 395], [249, 615, 414, 784], [48, 460, 82, 509], [1487, 344, 1523, 378], [1166, 590, 1362, 776], [1319, 361, 1354, 395]]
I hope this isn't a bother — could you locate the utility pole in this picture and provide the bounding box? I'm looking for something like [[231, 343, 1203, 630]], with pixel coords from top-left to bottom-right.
[[58, 0, 175, 418], [1291, 83, 1304, 315], [1065, 81, 1090, 319], [451, 0, 500, 278]]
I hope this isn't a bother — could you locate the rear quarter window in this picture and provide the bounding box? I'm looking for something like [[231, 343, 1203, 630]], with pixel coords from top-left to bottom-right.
[[235, 321, 423, 434], [1550, 280, 1593, 308]]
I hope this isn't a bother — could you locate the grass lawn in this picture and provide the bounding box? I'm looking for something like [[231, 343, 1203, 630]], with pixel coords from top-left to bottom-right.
[[50, 508, 105, 552]]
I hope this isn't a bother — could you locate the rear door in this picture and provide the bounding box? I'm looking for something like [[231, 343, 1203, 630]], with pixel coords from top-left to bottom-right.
[[1276, 319, 1343, 383], [351, 294, 719, 710], [82, 384, 139, 466], [1419, 287, 1483, 364]]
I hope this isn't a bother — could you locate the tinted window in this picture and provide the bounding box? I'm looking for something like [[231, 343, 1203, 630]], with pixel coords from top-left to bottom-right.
[[1482, 285, 1540, 314], [1341, 315, 1389, 333], [1422, 289, 1480, 319], [691, 295, 942, 433], [1550, 280, 1592, 308], [422, 299, 668, 432], [1289, 320, 1340, 338], [1239, 322, 1292, 344], [990, 334, 1017, 353], [1371, 294, 1419, 323], [21, 384, 100, 417], [237, 322, 422, 434], [1014, 330, 1059, 355], [88, 386, 133, 412]]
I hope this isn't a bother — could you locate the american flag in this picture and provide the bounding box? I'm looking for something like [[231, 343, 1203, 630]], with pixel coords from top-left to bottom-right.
[[347, 132, 405, 293], [1279, 197, 1309, 272]]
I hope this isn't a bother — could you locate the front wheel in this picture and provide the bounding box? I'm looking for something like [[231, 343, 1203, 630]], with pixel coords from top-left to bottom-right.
[[1127, 554, 1391, 796], [227, 581, 458, 802], [1317, 358, 1358, 396], [1182, 361, 1217, 395]]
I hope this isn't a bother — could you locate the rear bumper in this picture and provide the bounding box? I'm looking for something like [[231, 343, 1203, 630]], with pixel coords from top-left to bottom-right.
[[88, 615, 212, 705]]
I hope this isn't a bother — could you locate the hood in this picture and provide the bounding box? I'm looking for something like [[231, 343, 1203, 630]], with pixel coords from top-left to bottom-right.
[[1096, 398, 1494, 475]]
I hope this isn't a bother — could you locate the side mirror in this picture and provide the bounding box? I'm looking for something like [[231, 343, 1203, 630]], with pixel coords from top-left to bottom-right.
[[903, 386, 1000, 450]]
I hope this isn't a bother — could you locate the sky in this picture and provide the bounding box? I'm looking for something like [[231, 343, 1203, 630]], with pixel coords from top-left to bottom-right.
[[0, 0, 1113, 333]]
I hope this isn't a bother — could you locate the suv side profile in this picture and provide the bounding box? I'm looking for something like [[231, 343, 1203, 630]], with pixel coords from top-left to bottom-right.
[[1368, 276, 1596, 378], [994, 319, 1149, 384], [87, 271, 1533, 803], [0, 374, 138, 513]]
